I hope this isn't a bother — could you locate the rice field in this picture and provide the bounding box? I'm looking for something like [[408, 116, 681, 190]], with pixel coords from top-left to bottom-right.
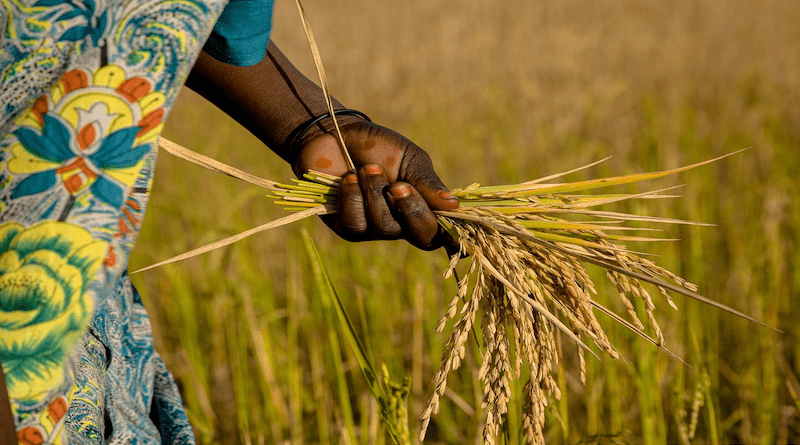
[[128, 0, 800, 443]]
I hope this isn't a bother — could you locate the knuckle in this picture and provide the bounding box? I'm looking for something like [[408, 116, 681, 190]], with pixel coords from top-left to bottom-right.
[[341, 216, 368, 235], [376, 217, 402, 238], [401, 199, 428, 220], [366, 182, 388, 197]]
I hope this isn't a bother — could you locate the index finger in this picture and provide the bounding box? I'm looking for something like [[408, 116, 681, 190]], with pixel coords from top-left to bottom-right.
[[386, 182, 443, 250], [399, 149, 460, 211]]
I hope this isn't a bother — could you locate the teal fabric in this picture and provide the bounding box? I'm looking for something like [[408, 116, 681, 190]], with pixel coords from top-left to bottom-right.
[[204, 0, 275, 66]]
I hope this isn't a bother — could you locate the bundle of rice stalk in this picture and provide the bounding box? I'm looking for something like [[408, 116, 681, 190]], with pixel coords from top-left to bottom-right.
[[266, 149, 773, 445], [144, 140, 768, 445]]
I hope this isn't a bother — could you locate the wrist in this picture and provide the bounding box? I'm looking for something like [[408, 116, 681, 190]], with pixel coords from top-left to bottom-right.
[[284, 109, 371, 165]]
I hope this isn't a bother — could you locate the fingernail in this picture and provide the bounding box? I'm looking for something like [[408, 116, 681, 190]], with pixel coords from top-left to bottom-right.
[[390, 184, 411, 198], [437, 190, 457, 200], [363, 164, 382, 175], [343, 174, 358, 184]]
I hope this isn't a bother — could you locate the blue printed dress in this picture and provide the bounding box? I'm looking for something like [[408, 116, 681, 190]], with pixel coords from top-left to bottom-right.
[[0, 0, 273, 443]]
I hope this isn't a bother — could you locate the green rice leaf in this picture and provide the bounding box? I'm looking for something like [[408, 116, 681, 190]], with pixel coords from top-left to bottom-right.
[[301, 230, 404, 444]]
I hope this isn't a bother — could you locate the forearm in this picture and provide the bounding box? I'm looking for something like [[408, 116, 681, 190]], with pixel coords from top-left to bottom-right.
[[185, 41, 360, 163], [186, 40, 458, 250]]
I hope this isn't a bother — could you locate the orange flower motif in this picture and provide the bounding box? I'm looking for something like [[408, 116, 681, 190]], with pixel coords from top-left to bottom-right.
[[17, 426, 44, 445], [47, 396, 67, 424]]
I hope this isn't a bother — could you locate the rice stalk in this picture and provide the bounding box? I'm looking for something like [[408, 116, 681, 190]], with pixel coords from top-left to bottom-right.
[[148, 134, 776, 444], [261, 150, 772, 444], [146, 135, 772, 444], [294, 0, 355, 171], [302, 230, 407, 444]]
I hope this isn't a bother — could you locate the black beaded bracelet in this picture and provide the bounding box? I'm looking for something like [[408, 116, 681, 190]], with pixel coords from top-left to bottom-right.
[[290, 108, 371, 151]]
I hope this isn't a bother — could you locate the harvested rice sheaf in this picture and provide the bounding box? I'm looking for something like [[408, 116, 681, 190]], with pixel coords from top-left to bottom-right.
[[267, 150, 769, 445], [153, 139, 765, 445]]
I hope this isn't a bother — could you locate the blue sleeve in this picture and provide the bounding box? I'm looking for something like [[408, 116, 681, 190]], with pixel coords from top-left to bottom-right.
[[203, 0, 275, 67]]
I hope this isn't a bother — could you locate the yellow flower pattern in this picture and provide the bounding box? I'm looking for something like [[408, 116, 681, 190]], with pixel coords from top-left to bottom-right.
[[0, 221, 107, 401]]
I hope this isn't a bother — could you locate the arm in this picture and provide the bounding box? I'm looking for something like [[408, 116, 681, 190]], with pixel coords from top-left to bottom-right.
[[186, 41, 459, 249], [185, 41, 351, 163]]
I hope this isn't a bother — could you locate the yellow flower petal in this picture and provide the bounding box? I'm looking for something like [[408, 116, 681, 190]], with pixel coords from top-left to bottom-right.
[[51, 79, 65, 104], [105, 158, 148, 187], [21, 251, 79, 311], [5, 360, 64, 400], [0, 251, 21, 275], [10, 221, 94, 258], [0, 222, 23, 248], [92, 64, 126, 88], [68, 240, 108, 277], [7, 143, 62, 174], [139, 91, 165, 116], [13, 111, 44, 129], [0, 283, 90, 354], [0, 308, 40, 330]]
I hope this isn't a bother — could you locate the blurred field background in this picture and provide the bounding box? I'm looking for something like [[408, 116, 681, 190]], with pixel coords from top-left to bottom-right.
[[128, 0, 800, 443]]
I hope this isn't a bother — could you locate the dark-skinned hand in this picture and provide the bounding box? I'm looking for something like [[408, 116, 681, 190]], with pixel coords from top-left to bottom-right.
[[293, 120, 459, 250]]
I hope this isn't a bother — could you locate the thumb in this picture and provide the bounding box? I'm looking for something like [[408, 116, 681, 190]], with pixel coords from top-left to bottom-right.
[[400, 147, 460, 211]]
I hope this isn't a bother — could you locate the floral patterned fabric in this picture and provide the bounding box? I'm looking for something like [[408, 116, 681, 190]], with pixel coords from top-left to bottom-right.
[[0, 0, 230, 443]]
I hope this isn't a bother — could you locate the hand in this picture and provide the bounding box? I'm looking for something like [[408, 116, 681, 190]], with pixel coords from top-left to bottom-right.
[[293, 120, 459, 250]]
